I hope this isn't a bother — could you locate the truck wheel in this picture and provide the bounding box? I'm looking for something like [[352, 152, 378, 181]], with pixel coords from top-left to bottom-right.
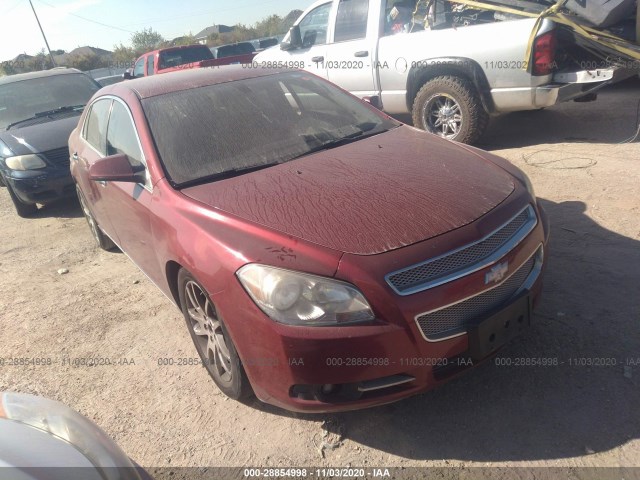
[[412, 75, 489, 144], [6, 183, 38, 218]]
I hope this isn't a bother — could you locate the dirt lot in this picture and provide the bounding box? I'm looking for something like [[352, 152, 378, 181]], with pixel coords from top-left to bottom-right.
[[0, 78, 638, 476]]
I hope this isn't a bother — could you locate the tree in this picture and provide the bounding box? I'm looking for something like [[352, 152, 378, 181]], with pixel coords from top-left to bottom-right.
[[68, 51, 104, 71], [255, 15, 283, 37], [282, 10, 303, 31], [112, 42, 136, 69], [171, 33, 197, 47], [24, 49, 52, 72], [130, 28, 165, 56]]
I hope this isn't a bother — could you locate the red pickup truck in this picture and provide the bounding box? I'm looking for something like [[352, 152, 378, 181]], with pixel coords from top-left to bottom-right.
[[124, 44, 257, 79]]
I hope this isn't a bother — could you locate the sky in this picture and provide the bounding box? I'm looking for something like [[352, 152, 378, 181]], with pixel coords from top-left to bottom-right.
[[1, 0, 308, 61]]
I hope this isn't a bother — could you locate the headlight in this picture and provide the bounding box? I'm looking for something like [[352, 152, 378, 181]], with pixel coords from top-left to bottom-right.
[[0, 392, 141, 478], [522, 172, 536, 198], [5, 154, 47, 171], [237, 264, 375, 326], [0, 140, 12, 158]]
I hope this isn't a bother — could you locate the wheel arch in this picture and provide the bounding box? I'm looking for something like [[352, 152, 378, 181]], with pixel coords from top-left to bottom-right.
[[165, 260, 183, 306], [406, 57, 495, 114]]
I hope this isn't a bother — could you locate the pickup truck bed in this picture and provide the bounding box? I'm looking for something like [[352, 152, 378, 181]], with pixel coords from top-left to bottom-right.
[[254, 0, 638, 143]]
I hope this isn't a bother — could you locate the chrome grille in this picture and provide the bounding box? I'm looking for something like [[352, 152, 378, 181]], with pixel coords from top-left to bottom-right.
[[42, 147, 70, 168], [416, 250, 539, 341], [386, 205, 536, 295]]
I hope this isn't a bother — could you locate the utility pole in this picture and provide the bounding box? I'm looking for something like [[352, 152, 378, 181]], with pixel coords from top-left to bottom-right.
[[28, 0, 57, 68]]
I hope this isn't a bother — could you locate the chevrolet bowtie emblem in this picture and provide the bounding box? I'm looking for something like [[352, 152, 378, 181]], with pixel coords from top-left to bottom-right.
[[485, 262, 509, 285]]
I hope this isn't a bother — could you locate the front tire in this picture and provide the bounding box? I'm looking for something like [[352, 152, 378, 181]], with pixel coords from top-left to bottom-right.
[[178, 269, 252, 400], [412, 75, 489, 144], [6, 183, 37, 218], [77, 186, 116, 251]]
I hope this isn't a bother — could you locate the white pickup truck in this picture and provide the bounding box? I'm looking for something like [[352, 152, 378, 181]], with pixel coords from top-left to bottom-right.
[[254, 0, 632, 143]]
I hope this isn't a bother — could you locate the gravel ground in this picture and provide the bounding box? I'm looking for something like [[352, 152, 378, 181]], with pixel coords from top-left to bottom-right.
[[0, 78, 638, 476]]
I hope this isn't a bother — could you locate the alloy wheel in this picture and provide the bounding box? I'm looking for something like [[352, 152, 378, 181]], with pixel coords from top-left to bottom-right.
[[423, 93, 463, 139], [184, 280, 233, 382]]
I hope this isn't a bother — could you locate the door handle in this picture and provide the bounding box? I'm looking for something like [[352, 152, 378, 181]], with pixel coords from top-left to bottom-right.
[[354, 51, 369, 57], [98, 181, 106, 187], [311, 56, 325, 64]]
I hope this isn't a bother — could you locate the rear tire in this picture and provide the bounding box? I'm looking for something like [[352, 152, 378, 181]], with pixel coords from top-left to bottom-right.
[[6, 183, 37, 218], [178, 268, 252, 401], [76, 186, 116, 251], [412, 75, 489, 144]]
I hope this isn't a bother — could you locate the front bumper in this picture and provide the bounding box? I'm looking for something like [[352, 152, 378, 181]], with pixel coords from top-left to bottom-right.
[[215, 199, 551, 413], [4, 167, 76, 205]]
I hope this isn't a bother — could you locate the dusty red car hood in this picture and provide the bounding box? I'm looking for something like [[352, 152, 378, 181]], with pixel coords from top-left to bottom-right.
[[181, 126, 515, 255]]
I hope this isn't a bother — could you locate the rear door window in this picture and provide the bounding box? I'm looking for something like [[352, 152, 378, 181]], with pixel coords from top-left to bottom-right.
[[334, 0, 370, 42], [83, 98, 112, 155]]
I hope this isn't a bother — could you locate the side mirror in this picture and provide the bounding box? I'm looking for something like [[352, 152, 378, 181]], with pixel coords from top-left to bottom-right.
[[89, 154, 145, 183], [363, 96, 384, 110], [280, 26, 302, 51], [123, 69, 133, 80]]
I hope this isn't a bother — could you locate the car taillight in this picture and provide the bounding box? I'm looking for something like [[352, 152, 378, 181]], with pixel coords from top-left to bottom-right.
[[532, 30, 557, 76]]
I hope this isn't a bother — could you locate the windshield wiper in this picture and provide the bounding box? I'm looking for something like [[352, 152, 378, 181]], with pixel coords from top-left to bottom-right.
[[6, 105, 85, 130], [6, 115, 46, 130], [34, 104, 85, 117], [177, 163, 279, 188], [296, 124, 387, 159]]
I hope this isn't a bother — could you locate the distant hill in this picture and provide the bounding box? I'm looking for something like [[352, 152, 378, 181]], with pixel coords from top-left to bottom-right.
[[54, 46, 112, 66], [13, 53, 34, 62]]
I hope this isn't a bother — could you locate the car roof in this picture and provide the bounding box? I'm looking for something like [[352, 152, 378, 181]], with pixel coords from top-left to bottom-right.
[[102, 65, 290, 100], [0, 68, 84, 85]]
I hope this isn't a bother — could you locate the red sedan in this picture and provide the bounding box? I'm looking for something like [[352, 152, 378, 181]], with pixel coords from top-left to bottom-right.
[[69, 67, 549, 412]]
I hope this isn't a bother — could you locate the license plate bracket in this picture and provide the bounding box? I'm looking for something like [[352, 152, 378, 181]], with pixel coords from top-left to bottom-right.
[[467, 293, 531, 361]]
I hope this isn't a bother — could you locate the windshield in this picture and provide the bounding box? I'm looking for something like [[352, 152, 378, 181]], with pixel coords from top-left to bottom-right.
[[142, 72, 399, 187], [158, 47, 214, 70], [0, 73, 100, 131]]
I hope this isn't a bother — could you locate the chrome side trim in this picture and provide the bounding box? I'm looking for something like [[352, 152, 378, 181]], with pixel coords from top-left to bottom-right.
[[386, 205, 537, 296], [357, 374, 416, 393], [414, 244, 544, 343]]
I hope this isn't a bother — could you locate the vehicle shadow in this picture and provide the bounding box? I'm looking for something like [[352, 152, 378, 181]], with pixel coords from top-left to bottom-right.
[[33, 197, 83, 219], [479, 78, 640, 149], [253, 198, 639, 462], [393, 77, 640, 148]]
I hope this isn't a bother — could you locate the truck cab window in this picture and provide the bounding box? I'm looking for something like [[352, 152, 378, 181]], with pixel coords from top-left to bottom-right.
[[146, 55, 155, 76], [335, 0, 370, 42], [133, 58, 145, 78], [298, 2, 331, 47], [384, 0, 416, 35]]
